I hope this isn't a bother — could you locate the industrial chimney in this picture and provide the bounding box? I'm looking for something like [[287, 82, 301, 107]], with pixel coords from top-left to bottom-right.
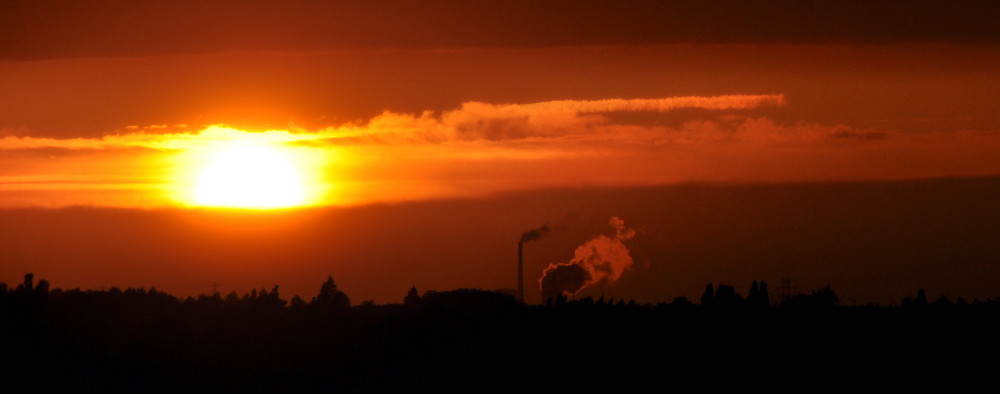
[[518, 224, 548, 303]]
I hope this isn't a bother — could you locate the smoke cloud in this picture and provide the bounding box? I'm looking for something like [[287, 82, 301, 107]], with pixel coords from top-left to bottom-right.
[[520, 224, 550, 244], [539, 216, 637, 302]]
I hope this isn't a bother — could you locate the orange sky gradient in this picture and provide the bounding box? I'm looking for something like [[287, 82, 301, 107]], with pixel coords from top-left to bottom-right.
[[4, 51, 1000, 209], [2, 1, 1000, 304]]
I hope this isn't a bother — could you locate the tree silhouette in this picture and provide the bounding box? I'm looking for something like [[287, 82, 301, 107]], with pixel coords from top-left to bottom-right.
[[18, 273, 34, 293], [933, 295, 953, 307], [713, 284, 743, 307], [5, 271, 1000, 391], [312, 276, 350, 310], [811, 285, 838, 306], [746, 280, 770, 309], [759, 281, 769, 307], [404, 286, 420, 306], [700, 283, 715, 306], [902, 288, 929, 308], [289, 295, 307, 308], [782, 285, 839, 308]]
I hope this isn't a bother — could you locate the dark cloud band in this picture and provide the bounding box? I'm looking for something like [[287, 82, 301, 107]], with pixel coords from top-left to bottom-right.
[[2, 1, 998, 60]]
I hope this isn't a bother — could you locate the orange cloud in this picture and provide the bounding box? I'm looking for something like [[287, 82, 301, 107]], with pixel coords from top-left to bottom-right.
[[486, 94, 786, 114], [3, 94, 1000, 208]]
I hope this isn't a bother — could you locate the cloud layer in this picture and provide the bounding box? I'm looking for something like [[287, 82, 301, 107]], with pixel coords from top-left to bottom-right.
[[3, 94, 1000, 208]]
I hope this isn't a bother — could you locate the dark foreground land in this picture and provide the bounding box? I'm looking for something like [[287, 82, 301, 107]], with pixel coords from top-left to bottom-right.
[[3, 275, 998, 391]]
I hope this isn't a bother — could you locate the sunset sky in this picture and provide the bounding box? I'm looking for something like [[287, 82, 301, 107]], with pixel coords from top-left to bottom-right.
[[2, 1, 999, 305]]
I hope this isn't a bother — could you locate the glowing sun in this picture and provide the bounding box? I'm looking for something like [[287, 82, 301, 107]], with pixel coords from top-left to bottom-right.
[[194, 145, 305, 208]]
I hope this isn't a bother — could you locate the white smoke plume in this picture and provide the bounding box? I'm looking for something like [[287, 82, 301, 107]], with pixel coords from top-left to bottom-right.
[[539, 216, 637, 302]]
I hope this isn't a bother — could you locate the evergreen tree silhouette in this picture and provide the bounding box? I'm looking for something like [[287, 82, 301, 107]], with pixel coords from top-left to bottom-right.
[[312, 276, 351, 310], [404, 286, 420, 306]]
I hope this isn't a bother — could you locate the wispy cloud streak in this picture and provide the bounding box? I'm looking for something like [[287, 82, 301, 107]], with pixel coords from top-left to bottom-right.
[[487, 94, 785, 114]]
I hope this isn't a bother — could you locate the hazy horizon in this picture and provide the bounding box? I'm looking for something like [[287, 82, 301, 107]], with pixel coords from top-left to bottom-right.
[[4, 175, 998, 306]]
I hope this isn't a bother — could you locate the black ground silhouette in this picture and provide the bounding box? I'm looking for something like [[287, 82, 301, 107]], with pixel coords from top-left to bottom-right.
[[3, 274, 998, 391]]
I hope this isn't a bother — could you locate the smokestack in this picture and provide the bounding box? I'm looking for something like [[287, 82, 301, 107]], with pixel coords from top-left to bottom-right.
[[517, 224, 549, 303], [518, 241, 524, 302]]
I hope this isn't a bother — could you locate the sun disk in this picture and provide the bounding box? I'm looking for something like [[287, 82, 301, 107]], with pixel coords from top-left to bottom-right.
[[194, 145, 305, 208]]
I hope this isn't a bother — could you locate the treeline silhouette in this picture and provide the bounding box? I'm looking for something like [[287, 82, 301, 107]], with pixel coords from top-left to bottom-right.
[[3, 273, 998, 391]]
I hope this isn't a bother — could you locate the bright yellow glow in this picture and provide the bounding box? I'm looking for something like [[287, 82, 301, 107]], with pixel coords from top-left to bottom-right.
[[195, 145, 304, 208], [170, 126, 333, 209]]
